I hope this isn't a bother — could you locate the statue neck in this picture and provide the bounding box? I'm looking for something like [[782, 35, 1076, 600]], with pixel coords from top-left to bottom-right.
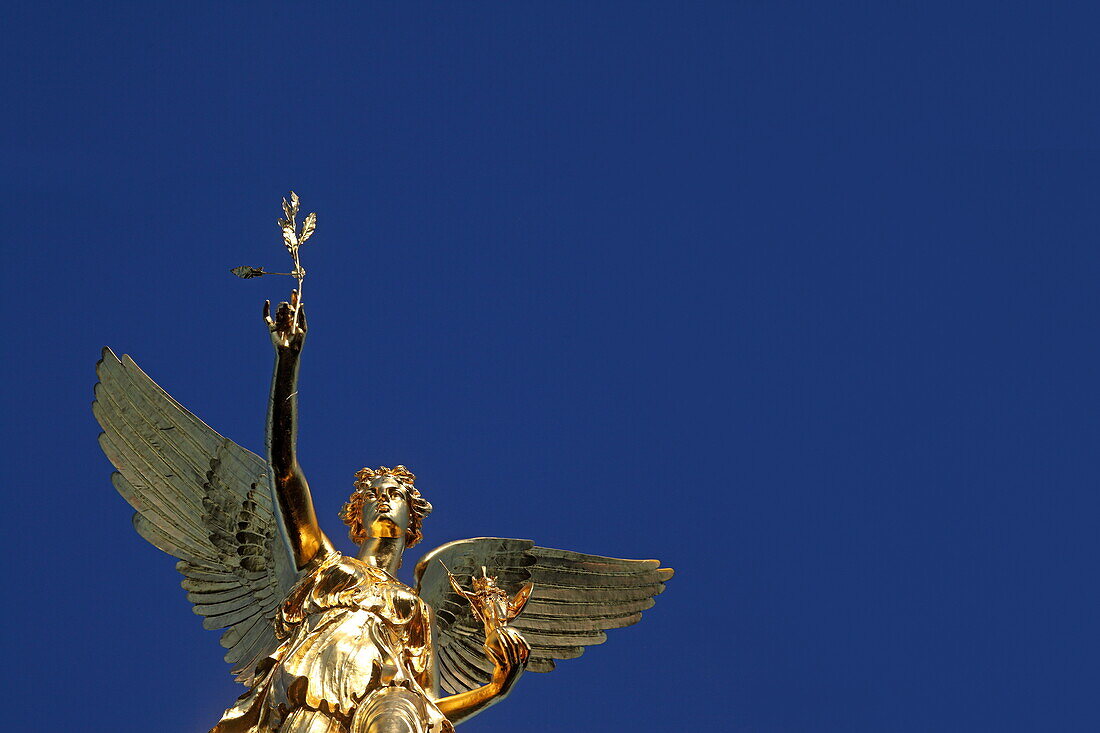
[[356, 535, 405, 575]]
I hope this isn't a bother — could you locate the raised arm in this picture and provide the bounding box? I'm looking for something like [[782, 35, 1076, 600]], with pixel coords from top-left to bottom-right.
[[265, 290, 333, 569]]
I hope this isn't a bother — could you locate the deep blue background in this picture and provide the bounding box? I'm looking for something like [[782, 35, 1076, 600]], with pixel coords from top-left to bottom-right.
[[3, 3, 1098, 731]]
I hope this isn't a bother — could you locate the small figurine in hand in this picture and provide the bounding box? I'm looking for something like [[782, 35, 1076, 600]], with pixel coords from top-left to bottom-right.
[[447, 566, 533, 674]]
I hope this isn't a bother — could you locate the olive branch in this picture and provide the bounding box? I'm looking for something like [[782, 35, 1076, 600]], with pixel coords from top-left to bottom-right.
[[231, 191, 316, 325]]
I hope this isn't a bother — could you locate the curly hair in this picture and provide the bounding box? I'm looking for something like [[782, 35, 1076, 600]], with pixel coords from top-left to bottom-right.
[[339, 465, 432, 547]]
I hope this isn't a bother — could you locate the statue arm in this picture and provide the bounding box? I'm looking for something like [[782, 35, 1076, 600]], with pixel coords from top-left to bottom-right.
[[409, 605, 440, 697], [265, 292, 333, 569], [433, 627, 529, 725]]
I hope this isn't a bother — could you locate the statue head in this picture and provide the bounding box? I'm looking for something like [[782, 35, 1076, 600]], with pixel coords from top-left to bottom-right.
[[339, 465, 432, 548]]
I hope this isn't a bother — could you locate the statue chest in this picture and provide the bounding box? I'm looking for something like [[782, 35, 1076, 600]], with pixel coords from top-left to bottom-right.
[[280, 553, 425, 633]]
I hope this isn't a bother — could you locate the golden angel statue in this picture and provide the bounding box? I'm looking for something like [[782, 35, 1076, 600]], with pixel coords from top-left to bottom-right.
[[93, 198, 672, 733]]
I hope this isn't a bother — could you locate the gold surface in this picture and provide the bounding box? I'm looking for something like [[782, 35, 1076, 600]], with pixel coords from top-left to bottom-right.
[[93, 194, 673, 732]]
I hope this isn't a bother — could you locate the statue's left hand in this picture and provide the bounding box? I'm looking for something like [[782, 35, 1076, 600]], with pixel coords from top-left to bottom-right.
[[485, 626, 531, 679], [264, 289, 307, 353]]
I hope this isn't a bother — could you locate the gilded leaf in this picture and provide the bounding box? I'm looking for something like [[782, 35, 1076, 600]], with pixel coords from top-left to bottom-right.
[[278, 218, 290, 230], [282, 198, 293, 221], [231, 265, 266, 279], [299, 212, 317, 243], [289, 191, 300, 217], [282, 227, 297, 248]]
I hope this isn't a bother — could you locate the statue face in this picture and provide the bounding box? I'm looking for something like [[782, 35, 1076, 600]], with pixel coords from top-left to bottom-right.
[[361, 477, 411, 540]]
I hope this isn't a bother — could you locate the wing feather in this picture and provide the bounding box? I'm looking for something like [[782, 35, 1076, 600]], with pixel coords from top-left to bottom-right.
[[523, 596, 655, 615], [514, 610, 642, 632], [435, 647, 464, 694], [133, 513, 218, 564], [98, 427, 212, 547], [95, 362, 215, 505], [185, 583, 259, 605], [218, 610, 270, 649], [224, 614, 280, 668], [450, 638, 496, 685], [440, 644, 485, 694]]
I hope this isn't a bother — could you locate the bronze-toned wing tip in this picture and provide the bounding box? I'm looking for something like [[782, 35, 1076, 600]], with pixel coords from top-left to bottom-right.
[[97, 345, 120, 368], [94, 347, 128, 393], [658, 567, 674, 581]]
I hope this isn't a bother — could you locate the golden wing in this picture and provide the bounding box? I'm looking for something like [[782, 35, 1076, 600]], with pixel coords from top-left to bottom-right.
[[415, 537, 673, 694], [93, 347, 300, 685]]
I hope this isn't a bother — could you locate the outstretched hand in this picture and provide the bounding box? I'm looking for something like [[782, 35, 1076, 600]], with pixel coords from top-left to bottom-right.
[[264, 289, 307, 352]]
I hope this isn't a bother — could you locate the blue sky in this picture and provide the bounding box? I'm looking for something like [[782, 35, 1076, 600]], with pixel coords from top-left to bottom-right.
[[3, 3, 1100, 732]]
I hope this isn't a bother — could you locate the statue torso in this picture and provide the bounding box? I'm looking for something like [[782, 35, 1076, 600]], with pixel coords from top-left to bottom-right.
[[214, 552, 450, 733]]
